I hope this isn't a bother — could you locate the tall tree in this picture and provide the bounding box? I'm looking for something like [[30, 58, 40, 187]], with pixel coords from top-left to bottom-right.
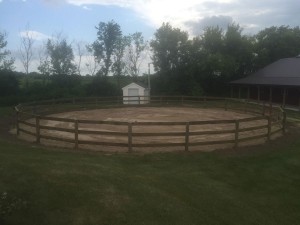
[[19, 24, 35, 75], [223, 23, 254, 78], [0, 31, 14, 71], [125, 32, 148, 77], [201, 26, 224, 54], [37, 42, 51, 84], [254, 26, 300, 69], [150, 23, 192, 95], [111, 35, 130, 89], [196, 24, 254, 95], [46, 37, 77, 75], [74, 40, 86, 75], [93, 20, 122, 76], [85, 44, 101, 76], [198, 24, 254, 78], [150, 23, 189, 74]]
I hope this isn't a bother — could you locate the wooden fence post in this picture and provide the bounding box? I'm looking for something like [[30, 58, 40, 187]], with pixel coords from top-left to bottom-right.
[[36, 116, 40, 144], [282, 111, 286, 133], [74, 120, 79, 149], [244, 100, 247, 112], [234, 120, 239, 148], [128, 123, 132, 152], [16, 111, 20, 136], [32, 104, 37, 115], [224, 99, 228, 111], [267, 116, 271, 141], [185, 122, 189, 151]]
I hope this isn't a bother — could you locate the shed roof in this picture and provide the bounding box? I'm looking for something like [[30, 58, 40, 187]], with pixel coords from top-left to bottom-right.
[[230, 57, 300, 86], [122, 82, 146, 90]]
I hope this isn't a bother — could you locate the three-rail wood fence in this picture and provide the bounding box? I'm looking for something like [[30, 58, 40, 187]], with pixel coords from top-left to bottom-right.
[[15, 96, 286, 152]]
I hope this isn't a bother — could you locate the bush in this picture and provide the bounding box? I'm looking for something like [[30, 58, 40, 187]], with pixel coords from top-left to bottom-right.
[[86, 76, 119, 96], [0, 70, 19, 96]]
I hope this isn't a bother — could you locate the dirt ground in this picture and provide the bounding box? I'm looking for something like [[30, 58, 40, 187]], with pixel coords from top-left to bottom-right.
[[47, 107, 252, 122], [17, 106, 281, 152]]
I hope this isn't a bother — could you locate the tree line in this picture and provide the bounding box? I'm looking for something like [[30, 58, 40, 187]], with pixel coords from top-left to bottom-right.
[[1, 21, 300, 105], [150, 23, 300, 96]]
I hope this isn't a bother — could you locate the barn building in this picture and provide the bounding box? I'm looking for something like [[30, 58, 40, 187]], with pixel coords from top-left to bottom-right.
[[230, 56, 300, 109], [122, 82, 150, 104]]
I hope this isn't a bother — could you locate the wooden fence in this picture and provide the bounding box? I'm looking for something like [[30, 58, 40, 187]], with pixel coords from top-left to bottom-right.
[[15, 96, 286, 152]]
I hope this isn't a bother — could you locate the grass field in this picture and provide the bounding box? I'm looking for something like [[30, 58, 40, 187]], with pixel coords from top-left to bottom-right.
[[1, 107, 300, 225]]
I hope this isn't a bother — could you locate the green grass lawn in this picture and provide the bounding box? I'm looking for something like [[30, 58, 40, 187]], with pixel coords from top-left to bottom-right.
[[1, 107, 300, 225]]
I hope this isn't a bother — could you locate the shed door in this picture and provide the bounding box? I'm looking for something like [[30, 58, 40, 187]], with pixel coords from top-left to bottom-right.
[[128, 88, 139, 104]]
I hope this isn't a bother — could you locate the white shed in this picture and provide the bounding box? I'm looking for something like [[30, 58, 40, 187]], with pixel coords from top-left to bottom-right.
[[122, 82, 150, 104]]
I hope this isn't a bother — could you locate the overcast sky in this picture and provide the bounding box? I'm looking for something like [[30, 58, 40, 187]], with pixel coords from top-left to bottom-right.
[[1, 0, 300, 73]]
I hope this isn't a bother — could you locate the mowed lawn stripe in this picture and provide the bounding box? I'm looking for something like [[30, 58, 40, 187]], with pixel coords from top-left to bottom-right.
[[0, 132, 300, 225]]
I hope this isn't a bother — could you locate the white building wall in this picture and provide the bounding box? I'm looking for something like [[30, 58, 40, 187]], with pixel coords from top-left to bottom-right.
[[122, 83, 149, 104]]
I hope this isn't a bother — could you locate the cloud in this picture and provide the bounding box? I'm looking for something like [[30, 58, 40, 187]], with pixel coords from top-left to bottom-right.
[[82, 6, 92, 10], [65, 0, 236, 27], [19, 30, 52, 41], [197, 0, 300, 33], [66, 0, 134, 7], [186, 16, 233, 36], [42, 0, 66, 7], [65, 0, 300, 34]]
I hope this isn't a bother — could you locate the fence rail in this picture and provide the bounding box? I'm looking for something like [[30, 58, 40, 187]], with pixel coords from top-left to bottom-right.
[[15, 96, 286, 152]]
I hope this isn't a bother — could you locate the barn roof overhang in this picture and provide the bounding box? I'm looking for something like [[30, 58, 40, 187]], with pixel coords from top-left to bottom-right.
[[230, 57, 300, 87]]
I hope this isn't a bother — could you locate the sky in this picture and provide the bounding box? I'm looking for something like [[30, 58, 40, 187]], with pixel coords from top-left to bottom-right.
[[0, 0, 300, 74]]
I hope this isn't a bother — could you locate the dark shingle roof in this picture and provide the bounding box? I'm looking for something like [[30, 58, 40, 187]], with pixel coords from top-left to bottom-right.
[[230, 57, 300, 86]]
